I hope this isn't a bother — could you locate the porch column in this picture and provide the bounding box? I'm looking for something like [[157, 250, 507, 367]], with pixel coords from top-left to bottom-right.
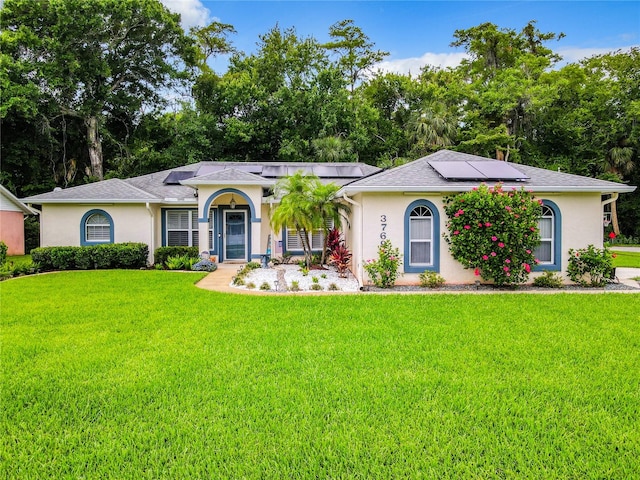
[[251, 219, 261, 260], [198, 219, 210, 254]]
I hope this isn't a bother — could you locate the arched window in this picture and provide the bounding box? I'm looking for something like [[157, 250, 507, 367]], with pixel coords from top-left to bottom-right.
[[81, 210, 113, 245], [409, 206, 433, 266], [404, 200, 440, 273], [534, 200, 561, 270]]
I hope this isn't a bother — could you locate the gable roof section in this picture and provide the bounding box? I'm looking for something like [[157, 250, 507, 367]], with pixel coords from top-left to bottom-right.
[[22, 178, 159, 204], [181, 168, 275, 186], [0, 185, 38, 214], [342, 150, 636, 194]]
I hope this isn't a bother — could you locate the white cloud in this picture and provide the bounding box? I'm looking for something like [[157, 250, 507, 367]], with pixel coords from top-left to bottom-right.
[[557, 45, 639, 65], [375, 52, 469, 76], [375, 45, 639, 77], [160, 0, 212, 29]]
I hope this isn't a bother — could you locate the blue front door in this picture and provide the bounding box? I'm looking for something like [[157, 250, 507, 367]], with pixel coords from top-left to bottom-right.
[[224, 210, 246, 260]]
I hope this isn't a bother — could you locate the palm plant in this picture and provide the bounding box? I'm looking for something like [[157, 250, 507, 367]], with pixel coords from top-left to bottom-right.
[[409, 102, 456, 154], [311, 183, 351, 264], [270, 172, 319, 268]]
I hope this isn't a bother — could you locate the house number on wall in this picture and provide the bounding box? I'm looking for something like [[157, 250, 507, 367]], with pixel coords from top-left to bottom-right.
[[380, 215, 387, 245]]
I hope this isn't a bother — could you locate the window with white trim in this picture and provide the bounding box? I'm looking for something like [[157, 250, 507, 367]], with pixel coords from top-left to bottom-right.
[[85, 212, 111, 242], [166, 210, 199, 247], [409, 206, 433, 266], [535, 205, 554, 264], [286, 220, 333, 251]]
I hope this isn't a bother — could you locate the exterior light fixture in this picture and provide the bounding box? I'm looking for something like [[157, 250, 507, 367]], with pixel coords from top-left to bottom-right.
[[230, 194, 236, 209]]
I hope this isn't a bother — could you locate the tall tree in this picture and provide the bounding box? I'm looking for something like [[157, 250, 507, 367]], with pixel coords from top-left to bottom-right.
[[1, 0, 196, 181], [323, 19, 388, 93], [451, 21, 563, 160]]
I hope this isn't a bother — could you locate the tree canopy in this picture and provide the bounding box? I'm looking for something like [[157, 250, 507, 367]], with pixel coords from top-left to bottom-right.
[[1, 3, 638, 235]]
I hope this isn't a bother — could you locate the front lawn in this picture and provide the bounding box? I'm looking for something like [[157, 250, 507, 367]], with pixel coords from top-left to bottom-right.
[[2, 271, 639, 478], [612, 250, 640, 268]]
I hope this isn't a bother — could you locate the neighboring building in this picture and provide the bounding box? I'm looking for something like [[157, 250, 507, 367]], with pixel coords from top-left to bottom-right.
[[23, 150, 636, 284], [0, 185, 38, 256]]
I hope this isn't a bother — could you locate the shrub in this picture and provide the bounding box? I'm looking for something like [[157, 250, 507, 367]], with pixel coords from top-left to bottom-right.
[[567, 245, 614, 287], [326, 228, 343, 256], [154, 246, 199, 267], [31, 243, 148, 271], [419, 271, 445, 288], [533, 271, 564, 288], [245, 282, 256, 289], [192, 259, 217, 272], [363, 240, 402, 288], [165, 254, 197, 270], [289, 280, 300, 291], [232, 276, 245, 286], [310, 283, 323, 291], [311, 276, 319, 283], [259, 281, 271, 291], [246, 261, 261, 270], [328, 282, 339, 291], [443, 184, 542, 286], [328, 244, 352, 278], [0, 241, 7, 266]]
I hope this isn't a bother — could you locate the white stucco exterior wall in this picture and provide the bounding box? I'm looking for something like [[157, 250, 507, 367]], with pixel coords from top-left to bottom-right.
[[350, 191, 607, 285], [39, 204, 155, 261]]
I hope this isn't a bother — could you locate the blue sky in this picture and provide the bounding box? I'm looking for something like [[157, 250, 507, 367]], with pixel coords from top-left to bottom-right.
[[163, 0, 640, 73]]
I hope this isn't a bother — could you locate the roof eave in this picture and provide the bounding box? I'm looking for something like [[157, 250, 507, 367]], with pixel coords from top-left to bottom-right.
[[340, 184, 637, 195], [181, 179, 275, 187], [23, 198, 162, 204]]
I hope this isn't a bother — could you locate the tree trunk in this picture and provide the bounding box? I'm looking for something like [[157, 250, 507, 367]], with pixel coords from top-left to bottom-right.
[[85, 116, 104, 180], [611, 199, 621, 236]]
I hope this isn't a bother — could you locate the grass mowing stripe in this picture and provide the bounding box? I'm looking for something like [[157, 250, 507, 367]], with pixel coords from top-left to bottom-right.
[[1, 271, 639, 478]]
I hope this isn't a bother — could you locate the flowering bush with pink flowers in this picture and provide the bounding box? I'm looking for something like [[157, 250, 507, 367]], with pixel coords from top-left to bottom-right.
[[364, 240, 402, 288], [443, 184, 542, 286]]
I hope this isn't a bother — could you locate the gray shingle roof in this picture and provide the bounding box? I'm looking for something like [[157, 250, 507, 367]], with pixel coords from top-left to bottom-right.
[[342, 150, 636, 193], [22, 161, 382, 204], [181, 168, 274, 185], [22, 178, 160, 203]]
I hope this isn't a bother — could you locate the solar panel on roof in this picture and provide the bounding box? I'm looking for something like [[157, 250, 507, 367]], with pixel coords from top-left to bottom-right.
[[233, 165, 263, 174], [312, 165, 340, 177], [428, 161, 486, 180], [262, 165, 288, 177], [468, 161, 529, 181], [196, 165, 224, 176], [335, 165, 364, 177], [163, 170, 196, 184], [287, 166, 314, 176]]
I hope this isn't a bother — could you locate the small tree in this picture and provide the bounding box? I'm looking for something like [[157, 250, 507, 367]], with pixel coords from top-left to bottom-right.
[[270, 172, 319, 268], [443, 184, 542, 286]]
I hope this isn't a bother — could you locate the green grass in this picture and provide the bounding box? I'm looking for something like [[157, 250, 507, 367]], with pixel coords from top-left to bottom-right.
[[612, 250, 640, 268], [2, 271, 640, 478]]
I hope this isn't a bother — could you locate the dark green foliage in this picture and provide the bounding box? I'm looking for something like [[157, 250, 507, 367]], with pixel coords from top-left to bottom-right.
[[419, 271, 446, 288], [532, 271, 564, 288], [153, 246, 199, 267], [444, 185, 542, 286], [0, 241, 7, 266], [23, 216, 40, 252], [567, 245, 614, 287], [31, 243, 148, 271]]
